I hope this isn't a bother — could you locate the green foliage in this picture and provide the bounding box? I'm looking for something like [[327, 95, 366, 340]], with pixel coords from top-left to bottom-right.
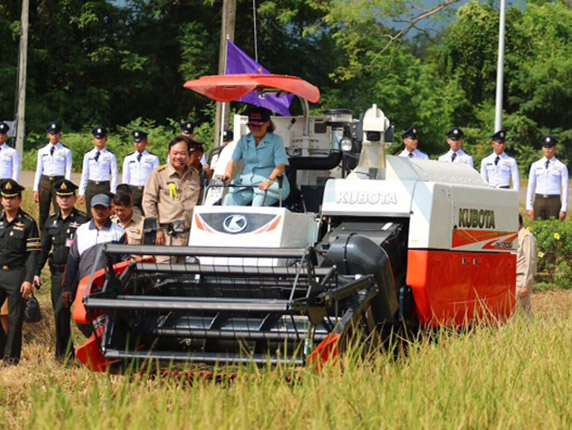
[[530, 218, 572, 290]]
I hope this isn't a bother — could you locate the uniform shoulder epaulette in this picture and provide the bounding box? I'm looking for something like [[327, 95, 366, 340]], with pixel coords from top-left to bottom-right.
[[106, 148, 114, 153], [62, 144, 70, 149], [127, 151, 135, 156], [48, 212, 57, 218], [20, 211, 35, 221], [148, 151, 158, 156], [157, 165, 167, 172], [76, 210, 88, 218]]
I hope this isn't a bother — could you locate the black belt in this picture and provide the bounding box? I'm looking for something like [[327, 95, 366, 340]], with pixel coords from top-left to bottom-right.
[[498, 185, 510, 189], [88, 180, 110, 186], [42, 175, 64, 182], [132, 186, 144, 191], [49, 261, 67, 271], [536, 194, 560, 199]]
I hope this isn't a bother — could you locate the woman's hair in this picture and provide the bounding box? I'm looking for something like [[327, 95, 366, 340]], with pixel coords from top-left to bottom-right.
[[267, 121, 275, 133]]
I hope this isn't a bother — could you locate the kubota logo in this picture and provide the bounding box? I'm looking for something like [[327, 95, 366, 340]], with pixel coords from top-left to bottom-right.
[[336, 191, 397, 205], [458, 208, 496, 229], [223, 215, 248, 233]]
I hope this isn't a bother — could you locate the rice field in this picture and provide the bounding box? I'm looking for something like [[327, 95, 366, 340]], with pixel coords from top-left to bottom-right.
[[1, 192, 571, 429]]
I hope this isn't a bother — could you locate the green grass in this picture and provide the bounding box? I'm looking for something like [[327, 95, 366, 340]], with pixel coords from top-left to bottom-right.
[[1, 191, 570, 429]]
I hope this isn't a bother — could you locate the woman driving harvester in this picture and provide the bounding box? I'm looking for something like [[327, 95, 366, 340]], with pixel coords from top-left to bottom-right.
[[222, 107, 290, 206]]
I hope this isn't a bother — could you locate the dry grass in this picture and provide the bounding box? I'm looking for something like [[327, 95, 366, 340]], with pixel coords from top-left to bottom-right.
[[1, 190, 571, 429]]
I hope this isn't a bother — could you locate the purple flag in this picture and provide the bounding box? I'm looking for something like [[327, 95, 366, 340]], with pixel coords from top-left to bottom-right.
[[225, 39, 293, 116]]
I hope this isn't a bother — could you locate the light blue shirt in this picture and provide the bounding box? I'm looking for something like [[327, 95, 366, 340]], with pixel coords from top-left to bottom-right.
[[230, 132, 290, 199], [232, 132, 289, 178]]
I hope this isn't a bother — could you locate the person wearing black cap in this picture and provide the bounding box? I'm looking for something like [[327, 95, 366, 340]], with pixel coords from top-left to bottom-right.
[[397, 127, 428, 160], [121, 130, 160, 209], [438, 127, 474, 168], [526, 135, 569, 221], [222, 107, 290, 206], [0, 179, 40, 364], [34, 179, 88, 359], [61, 194, 126, 332], [180, 121, 207, 165], [33, 121, 73, 231], [79, 126, 118, 217], [0, 122, 20, 182], [480, 130, 520, 191]]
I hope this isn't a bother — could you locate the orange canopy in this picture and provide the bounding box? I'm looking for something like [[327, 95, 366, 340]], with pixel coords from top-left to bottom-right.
[[183, 74, 320, 104]]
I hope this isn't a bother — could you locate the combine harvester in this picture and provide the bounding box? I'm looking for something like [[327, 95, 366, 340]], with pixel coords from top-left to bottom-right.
[[73, 74, 519, 371]]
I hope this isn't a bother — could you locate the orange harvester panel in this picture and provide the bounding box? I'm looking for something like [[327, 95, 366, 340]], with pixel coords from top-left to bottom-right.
[[406, 249, 516, 327]]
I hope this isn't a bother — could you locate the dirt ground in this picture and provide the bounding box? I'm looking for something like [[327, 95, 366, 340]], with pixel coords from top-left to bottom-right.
[[530, 288, 572, 319]]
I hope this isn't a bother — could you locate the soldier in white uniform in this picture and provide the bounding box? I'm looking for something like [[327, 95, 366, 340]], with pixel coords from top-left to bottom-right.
[[122, 130, 160, 209], [0, 122, 19, 182], [526, 135, 568, 221], [397, 126, 429, 159], [79, 126, 118, 216], [438, 127, 474, 168], [480, 130, 519, 191], [33, 121, 73, 230]]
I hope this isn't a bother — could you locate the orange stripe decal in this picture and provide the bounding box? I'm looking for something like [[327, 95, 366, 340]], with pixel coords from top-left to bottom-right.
[[452, 229, 515, 248]]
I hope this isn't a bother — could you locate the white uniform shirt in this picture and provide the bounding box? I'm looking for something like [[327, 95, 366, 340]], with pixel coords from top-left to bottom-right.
[[0, 143, 20, 181], [79, 147, 119, 196], [438, 149, 474, 168], [33, 142, 73, 191], [122, 150, 160, 186], [397, 149, 429, 160], [526, 157, 569, 212], [480, 151, 520, 191]]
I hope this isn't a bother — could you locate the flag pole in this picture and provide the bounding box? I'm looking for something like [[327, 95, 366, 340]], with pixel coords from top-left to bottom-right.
[[214, 0, 236, 149], [219, 37, 229, 147], [252, 0, 258, 63]]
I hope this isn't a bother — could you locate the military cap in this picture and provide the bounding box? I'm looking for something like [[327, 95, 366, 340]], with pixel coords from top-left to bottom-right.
[[0, 122, 9, 134], [541, 135, 557, 147], [401, 126, 418, 139], [223, 129, 234, 142], [190, 141, 204, 153], [447, 127, 464, 140], [180, 121, 195, 135], [0, 179, 24, 198], [91, 193, 111, 208], [131, 129, 148, 142], [247, 107, 271, 124], [47, 121, 62, 134], [54, 179, 78, 197], [92, 126, 108, 138], [490, 130, 506, 143]]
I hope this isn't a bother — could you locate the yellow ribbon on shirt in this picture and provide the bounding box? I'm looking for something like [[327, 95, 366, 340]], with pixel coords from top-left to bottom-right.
[[168, 183, 179, 199]]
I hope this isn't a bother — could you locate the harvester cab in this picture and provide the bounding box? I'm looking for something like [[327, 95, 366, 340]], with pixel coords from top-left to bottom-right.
[[74, 74, 519, 372]]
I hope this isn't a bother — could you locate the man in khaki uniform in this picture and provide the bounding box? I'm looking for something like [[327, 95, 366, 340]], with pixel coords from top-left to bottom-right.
[[516, 214, 537, 317], [142, 136, 201, 263], [111, 192, 145, 245]]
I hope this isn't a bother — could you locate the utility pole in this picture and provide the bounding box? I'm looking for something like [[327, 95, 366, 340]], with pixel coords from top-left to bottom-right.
[[15, 0, 30, 160], [494, 0, 506, 132], [213, 0, 236, 148]]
